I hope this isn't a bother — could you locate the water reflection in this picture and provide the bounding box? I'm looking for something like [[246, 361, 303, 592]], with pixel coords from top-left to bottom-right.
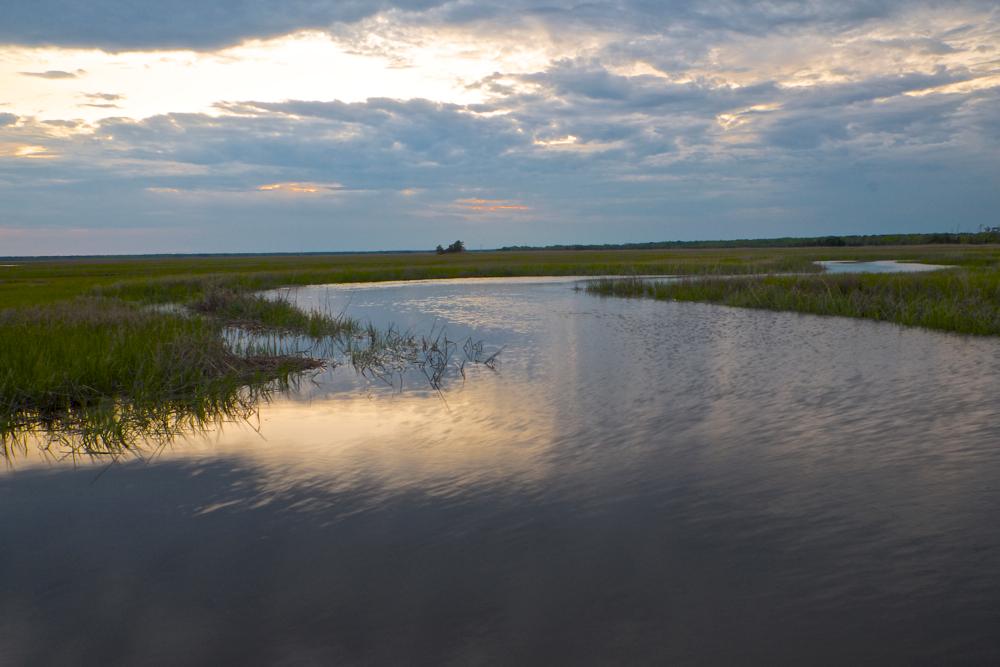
[[817, 259, 951, 273], [1, 385, 268, 465], [3, 277, 1000, 664]]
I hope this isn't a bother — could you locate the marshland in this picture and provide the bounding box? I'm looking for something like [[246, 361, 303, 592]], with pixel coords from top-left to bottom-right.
[[3, 243, 999, 434], [3, 242, 1000, 663]]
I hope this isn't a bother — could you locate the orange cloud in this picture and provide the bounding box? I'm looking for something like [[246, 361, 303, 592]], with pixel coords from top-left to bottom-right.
[[257, 181, 342, 194], [454, 197, 529, 212]]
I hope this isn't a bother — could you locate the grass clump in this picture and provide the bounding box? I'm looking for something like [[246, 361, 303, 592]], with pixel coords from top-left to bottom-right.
[[587, 268, 1000, 335], [189, 287, 360, 338], [0, 298, 323, 457]]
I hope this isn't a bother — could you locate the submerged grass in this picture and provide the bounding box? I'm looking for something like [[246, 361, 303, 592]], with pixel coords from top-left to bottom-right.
[[587, 268, 1000, 335], [344, 322, 503, 391]]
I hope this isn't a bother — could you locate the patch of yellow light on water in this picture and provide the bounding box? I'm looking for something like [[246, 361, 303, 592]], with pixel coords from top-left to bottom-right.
[[167, 380, 559, 498]]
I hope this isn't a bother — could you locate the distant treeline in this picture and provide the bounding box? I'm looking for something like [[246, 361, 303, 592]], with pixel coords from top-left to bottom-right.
[[499, 230, 1000, 251]]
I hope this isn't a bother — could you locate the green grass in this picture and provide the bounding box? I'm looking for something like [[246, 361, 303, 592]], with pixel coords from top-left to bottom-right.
[[0, 295, 340, 456], [587, 268, 1000, 336], [189, 287, 360, 338], [0, 248, 834, 309], [5, 244, 1000, 311]]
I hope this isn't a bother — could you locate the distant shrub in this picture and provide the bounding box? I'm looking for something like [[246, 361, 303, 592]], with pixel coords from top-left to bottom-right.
[[436, 240, 466, 254]]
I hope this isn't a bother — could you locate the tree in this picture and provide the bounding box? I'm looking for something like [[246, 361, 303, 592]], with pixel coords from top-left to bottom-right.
[[436, 240, 466, 254]]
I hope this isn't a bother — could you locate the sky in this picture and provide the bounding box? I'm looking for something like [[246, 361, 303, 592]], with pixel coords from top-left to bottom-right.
[[0, 1, 998, 254]]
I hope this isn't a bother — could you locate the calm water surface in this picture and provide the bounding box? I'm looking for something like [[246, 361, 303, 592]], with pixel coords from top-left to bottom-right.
[[817, 259, 951, 273], [3, 277, 1000, 665]]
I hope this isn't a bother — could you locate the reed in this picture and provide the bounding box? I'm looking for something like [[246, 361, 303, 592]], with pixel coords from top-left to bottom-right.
[[586, 268, 1000, 335], [0, 297, 325, 454]]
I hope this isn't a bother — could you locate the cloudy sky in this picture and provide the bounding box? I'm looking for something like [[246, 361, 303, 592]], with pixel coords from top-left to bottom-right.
[[1, 1, 998, 254]]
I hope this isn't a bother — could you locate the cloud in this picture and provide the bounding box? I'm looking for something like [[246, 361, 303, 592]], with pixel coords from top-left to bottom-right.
[[1, 0, 994, 51], [256, 181, 344, 194], [42, 119, 80, 128], [19, 69, 85, 79], [0, 1, 997, 253], [84, 92, 124, 102], [454, 198, 529, 212], [0, 143, 57, 159], [0, 0, 450, 50], [2, 75, 996, 252]]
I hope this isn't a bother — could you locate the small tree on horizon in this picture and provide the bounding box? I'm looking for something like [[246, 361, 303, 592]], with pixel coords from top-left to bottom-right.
[[436, 240, 465, 254]]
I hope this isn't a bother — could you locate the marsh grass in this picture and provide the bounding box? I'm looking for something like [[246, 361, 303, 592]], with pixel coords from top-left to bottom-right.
[[0, 297, 325, 458], [190, 287, 361, 338], [587, 269, 1000, 335], [5, 245, 1000, 310], [71, 249, 834, 313]]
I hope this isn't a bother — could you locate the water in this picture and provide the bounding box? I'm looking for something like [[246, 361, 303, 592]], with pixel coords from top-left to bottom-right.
[[3, 277, 1000, 665], [817, 259, 951, 273]]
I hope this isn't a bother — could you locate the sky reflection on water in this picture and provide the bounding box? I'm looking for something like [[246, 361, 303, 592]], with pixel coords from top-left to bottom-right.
[[817, 259, 951, 273], [3, 278, 1000, 665]]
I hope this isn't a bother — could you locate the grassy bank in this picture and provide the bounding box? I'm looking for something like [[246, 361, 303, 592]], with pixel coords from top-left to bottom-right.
[[587, 268, 1000, 336], [5, 244, 1000, 310]]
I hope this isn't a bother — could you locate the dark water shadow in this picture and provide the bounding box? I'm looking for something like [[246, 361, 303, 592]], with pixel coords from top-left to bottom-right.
[[5, 458, 999, 666]]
